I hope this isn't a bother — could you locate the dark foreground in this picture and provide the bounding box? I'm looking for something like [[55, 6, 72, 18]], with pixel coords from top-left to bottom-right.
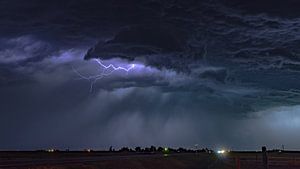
[[1, 151, 300, 169]]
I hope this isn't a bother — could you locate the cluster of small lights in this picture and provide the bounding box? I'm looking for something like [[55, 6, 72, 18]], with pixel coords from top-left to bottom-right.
[[47, 149, 54, 153], [73, 58, 135, 92]]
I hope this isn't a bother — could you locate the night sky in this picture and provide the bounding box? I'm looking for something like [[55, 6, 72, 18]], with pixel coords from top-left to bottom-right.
[[1, 0, 300, 151]]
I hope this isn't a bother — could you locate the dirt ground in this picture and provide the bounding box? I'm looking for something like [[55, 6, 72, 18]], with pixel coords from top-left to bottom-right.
[[1, 151, 300, 169]]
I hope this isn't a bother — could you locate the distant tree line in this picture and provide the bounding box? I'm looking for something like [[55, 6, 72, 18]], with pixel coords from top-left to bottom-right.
[[113, 146, 213, 153], [38, 146, 213, 153]]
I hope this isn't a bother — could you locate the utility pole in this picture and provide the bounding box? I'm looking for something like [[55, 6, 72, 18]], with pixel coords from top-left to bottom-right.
[[262, 146, 268, 169]]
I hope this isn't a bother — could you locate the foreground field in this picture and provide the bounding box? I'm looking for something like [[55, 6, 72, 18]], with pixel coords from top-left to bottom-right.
[[1, 151, 300, 169]]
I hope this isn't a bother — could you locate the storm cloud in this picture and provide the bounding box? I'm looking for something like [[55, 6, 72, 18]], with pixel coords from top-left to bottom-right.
[[1, 0, 300, 150]]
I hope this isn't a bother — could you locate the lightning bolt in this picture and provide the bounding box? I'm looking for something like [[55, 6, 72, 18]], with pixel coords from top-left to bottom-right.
[[73, 58, 135, 92]]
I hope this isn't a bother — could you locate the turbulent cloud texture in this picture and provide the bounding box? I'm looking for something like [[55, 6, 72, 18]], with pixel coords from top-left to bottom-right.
[[1, 0, 300, 150]]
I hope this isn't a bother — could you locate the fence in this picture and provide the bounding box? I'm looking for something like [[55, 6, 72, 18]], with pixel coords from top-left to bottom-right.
[[232, 155, 300, 169]]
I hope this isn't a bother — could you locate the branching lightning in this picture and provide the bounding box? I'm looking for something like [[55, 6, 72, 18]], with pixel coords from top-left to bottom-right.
[[73, 58, 135, 92]]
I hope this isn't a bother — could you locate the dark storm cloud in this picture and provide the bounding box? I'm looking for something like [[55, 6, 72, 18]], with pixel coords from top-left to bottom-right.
[[83, 0, 300, 76], [1, 0, 300, 150], [222, 0, 300, 17], [83, 0, 300, 107], [85, 25, 188, 59]]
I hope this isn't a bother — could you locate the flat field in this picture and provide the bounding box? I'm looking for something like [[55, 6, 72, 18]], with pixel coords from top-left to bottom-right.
[[1, 151, 300, 169]]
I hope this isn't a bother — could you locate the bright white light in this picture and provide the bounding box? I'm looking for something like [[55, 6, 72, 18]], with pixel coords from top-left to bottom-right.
[[217, 150, 225, 154]]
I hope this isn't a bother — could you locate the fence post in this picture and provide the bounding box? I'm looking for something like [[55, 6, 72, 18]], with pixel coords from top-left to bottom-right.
[[256, 154, 258, 167], [262, 146, 268, 169], [236, 157, 241, 169]]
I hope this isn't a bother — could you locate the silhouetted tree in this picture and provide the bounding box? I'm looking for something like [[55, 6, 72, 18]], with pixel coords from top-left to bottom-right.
[[177, 147, 187, 153], [135, 147, 141, 152], [157, 147, 164, 152], [109, 146, 113, 152], [150, 146, 156, 152], [120, 147, 130, 152], [144, 147, 151, 152]]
